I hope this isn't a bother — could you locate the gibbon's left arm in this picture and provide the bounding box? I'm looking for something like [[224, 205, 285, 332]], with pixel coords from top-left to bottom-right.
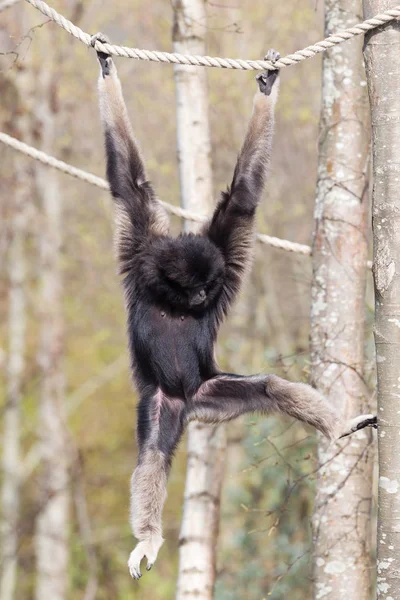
[[204, 49, 280, 311], [92, 33, 169, 275]]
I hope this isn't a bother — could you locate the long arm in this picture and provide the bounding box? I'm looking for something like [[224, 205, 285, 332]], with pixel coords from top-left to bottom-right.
[[92, 33, 169, 274], [204, 49, 280, 311]]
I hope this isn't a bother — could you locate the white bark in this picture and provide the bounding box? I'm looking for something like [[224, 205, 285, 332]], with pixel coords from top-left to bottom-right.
[[34, 64, 70, 600], [172, 1, 227, 598], [363, 2, 400, 598], [173, 0, 214, 218], [0, 32, 34, 599], [177, 424, 226, 599], [310, 0, 374, 597], [0, 165, 27, 600]]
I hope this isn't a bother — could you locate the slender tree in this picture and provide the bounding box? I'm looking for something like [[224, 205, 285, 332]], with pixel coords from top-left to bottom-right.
[[363, 1, 400, 598], [0, 13, 34, 598], [1, 126, 28, 600], [310, 0, 374, 597], [34, 37, 70, 600], [172, 1, 227, 598]]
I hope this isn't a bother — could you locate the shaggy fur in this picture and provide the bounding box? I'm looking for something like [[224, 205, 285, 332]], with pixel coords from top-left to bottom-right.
[[91, 36, 376, 579]]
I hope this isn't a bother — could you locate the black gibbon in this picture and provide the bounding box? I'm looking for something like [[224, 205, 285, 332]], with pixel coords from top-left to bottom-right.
[[91, 34, 376, 579]]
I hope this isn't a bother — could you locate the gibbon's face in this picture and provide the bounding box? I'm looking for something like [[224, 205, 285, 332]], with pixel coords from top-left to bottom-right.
[[141, 234, 226, 313]]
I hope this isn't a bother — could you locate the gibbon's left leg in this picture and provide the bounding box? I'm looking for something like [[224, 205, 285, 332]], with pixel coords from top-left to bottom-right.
[[129, 448, 169, 579], [188, 374, 376, 440], [128, 393, 185, 579]]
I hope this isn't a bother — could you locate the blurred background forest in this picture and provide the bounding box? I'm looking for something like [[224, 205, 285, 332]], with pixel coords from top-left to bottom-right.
[[0, 0, 376, 598]]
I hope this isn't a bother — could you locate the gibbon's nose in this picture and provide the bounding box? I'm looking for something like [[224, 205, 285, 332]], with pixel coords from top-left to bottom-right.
[[190, 289, 206, 306]]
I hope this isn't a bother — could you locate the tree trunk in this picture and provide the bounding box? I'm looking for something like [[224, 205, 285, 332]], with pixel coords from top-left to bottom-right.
[[0, 20, 34, 598], [363, 2, 400, 598], [1, 152, 28, 600], [34, 55, 70, 600], [310, 0, 374, 597], [172, 2, 227, 598]]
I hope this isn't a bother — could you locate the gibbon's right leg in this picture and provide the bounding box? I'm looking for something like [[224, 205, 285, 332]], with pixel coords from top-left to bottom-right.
[[188, 374, 376, 440], [128, 393, 185, 579]]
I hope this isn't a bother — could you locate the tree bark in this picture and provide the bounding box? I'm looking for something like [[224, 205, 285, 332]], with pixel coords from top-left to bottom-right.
[[363, 2, 400, 598], [310, 0, 374, 597], [0, 19, 34, 599], [34, 52, 70, 600], [172, 2, 227, 598], [0, 148, 28, 600]]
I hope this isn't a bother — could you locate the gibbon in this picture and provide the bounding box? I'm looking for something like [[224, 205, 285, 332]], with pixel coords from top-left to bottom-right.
[[91, 34, 376, 579]]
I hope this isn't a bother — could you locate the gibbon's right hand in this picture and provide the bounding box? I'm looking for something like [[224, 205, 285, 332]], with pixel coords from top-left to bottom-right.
[[256, 48, 280, 96]]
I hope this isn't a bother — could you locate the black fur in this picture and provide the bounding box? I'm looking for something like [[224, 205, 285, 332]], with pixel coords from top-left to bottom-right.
[[118, 120, 271, 442]]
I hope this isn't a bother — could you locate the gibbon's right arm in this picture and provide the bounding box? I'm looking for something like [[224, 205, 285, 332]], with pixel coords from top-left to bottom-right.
[[92, 33, 169, 274], [204, 49, 280, 312]]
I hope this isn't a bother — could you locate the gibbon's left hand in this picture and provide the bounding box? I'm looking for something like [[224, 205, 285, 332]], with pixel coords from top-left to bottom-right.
[[91, 32, 113, 76]]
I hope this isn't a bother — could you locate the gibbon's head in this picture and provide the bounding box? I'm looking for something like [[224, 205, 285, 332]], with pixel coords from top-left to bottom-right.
[[139, 234, 225, 313]]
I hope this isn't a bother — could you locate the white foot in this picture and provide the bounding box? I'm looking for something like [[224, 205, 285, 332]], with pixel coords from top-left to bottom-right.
[[337, 413, 377, 439], [128, 535, 164, 579]]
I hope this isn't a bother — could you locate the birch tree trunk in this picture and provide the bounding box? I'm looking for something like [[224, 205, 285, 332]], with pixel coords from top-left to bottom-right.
[[0, 23, 34, 598], [310, 1, 373, 597], [34, 52, 70, 600], [1, 150, 28, 600], [363, 2, 400, 598], [173, 2, 227, 598]]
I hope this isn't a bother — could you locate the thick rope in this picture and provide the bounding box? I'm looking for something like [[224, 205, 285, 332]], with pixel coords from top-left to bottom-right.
[[0, 131, 312, 256], [25, 0, 400, 71]]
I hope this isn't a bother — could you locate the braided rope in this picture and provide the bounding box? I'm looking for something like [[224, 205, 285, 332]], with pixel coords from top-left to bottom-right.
[[0, 132, 109, 189], [25, 0, 400, 71], [0, 131, 312, 255]]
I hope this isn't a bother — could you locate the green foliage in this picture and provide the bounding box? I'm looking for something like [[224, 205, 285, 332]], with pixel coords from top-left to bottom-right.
[[216, 414, 316, 600]]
